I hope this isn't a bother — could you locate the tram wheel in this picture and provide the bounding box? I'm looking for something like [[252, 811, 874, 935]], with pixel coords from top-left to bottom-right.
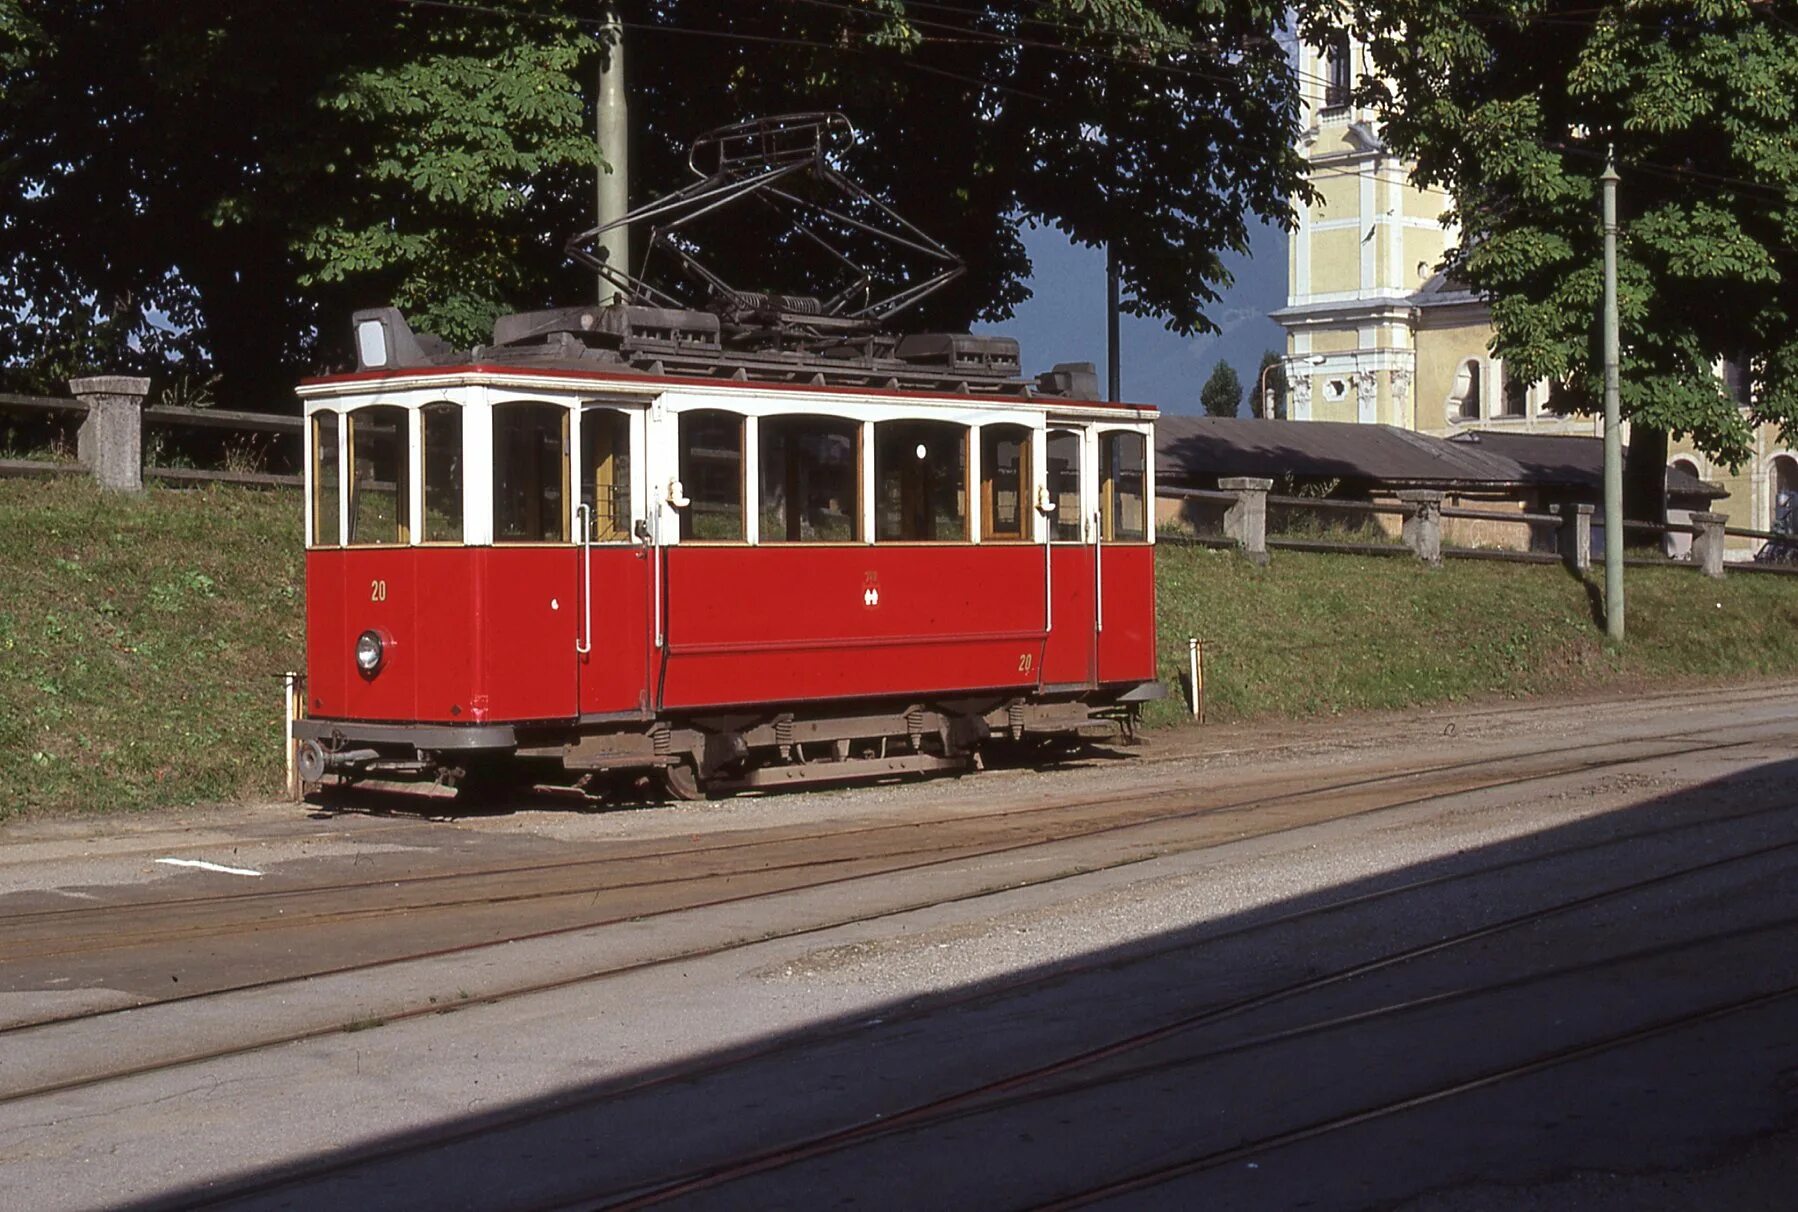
[[660, 760, 706, 802]]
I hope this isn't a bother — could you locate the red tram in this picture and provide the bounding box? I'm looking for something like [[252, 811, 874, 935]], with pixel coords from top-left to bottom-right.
[[293, 306, 1160, 798], [292, 115, 1161, 799]]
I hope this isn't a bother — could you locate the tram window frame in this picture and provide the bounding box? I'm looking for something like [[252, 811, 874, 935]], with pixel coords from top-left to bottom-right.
[[310, 409, 341, 547], [758, 413, 860, 544], [678, 409, 747, 543], [420, 402, 463, 544], [346, 405, 411, 547], [580, 407, 635, 542], [979, 423, 1033, 542], [1099, 431, 1147, 542], [1046, 429, 1084, 543], [874, 419, 969, 543], [492, 401, 571, 544]]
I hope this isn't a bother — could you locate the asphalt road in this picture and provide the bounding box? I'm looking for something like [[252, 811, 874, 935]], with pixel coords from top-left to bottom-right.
[[1, 683, 1795, 1210]]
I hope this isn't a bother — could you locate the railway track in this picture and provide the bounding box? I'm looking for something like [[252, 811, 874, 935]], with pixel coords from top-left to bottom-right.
[[104, 776, 1798, 1207], [0, 724, 1778, 1112]]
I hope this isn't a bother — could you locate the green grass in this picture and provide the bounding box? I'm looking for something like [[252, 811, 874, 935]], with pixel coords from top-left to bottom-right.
[[0, 479, 303, 818], [4, 478, 1796, 818], [1148, 543, 1798, 726]]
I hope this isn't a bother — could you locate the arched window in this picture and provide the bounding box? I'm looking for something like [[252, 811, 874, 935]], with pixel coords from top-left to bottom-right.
[[679, 409, 745, 541], [1774, 456, 1798, 535], [980, 423, 1033, 541], [581, 407, 633, 542], [310, 409, 340, 547], [759, 414, 858, 543], [347, 405, 409, 546], [1100, 431, 1147, 542], [1046, 429, 1083, 542], [421, 403, 462, 543], [875, 419, 968, 541], [1448, 360, 1482, 422], [493, 401, 569, 543]]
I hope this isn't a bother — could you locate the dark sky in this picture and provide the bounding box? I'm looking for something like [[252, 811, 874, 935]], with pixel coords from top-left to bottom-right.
[[974, 218, 1287, 416]]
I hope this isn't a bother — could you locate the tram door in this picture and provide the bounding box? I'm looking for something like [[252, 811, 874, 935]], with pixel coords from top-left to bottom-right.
[[1040, 427, 1098, 688], [576, 406, 654, 715]]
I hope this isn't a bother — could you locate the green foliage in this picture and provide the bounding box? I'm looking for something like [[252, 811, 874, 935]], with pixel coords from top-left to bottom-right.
[[1255, 349, 1288, 418], [1326, 0, 1798, 468], [0, 1, 1308, 405], [1201, 359, 1244, 417]]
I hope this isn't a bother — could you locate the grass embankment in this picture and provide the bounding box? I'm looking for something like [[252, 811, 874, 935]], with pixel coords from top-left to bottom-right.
[[0, 479, 302, 818], [1149, 542, 1798, 727], [4, 480, 1797, 818]]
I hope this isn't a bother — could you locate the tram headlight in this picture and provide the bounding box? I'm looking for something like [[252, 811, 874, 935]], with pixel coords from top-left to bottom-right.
[[355, 629, 385, 676]]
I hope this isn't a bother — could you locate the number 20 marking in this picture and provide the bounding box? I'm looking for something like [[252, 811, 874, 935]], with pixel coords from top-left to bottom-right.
[[370, 579, 388, 602], [1017, 653, 1033, 673]]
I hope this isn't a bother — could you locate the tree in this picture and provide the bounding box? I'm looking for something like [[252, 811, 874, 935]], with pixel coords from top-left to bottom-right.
[[1332, 0, 1798, 518], [0, 2, 1310, 406], [1201, 359, 1243, 417], [1255, 349, 1288, 419]]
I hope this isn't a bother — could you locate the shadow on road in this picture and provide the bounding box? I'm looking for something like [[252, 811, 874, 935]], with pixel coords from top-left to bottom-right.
[[134, 756, 1798, 1211]]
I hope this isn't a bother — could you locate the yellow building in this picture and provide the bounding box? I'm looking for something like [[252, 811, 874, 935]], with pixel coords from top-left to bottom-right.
[[1273, 29, 1797, 556]]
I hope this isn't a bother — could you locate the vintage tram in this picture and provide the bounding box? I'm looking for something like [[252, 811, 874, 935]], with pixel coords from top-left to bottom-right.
[[292, 115, 1160, 799]]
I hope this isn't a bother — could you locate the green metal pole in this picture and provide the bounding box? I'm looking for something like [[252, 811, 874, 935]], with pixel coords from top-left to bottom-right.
[[1601, 147, 1625, 642], [596, 7, 630, 301]]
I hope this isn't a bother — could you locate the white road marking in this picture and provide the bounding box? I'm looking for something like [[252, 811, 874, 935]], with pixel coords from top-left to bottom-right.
[[155, 858, 263, 878]]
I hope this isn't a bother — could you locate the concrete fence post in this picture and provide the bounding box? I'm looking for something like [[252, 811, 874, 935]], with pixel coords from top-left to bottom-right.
[[1560, 502, 1594, 574], [69, 376, 150, 492], [1218, 476, 1273, 566], [1396, 489, 1444, 566], [1690, 511, 1728, 579]]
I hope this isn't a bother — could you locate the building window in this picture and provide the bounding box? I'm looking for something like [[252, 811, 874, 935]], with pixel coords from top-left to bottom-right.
[[980, 424, 1033, 542], [310, 410, 340, 547], [759, 414, 858, 542], [678, 409, 745, 542], [1448, 359, 1482, 422], [875, 419, 968, 542], [1722, 357, 1753, 407], [421, 403, 462, 543], [1774, 456, 1798, 535], [1323, 32, 1352, 110], [1046, 429, 1083, 542], [580, 407, 633, 542], [1100, 431, 1147, 542], [347, 406, 409, 546], [1500, 372, 1527, 418], [493, 401, 569, 543]]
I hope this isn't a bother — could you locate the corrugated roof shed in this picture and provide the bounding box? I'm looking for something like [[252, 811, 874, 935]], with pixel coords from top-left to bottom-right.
[[1156, 416, 1527, 488]]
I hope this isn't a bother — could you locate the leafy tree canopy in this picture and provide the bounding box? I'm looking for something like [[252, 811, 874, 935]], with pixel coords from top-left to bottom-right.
[[1201, 358, 1243, 416], [0, 1, 1308, 406], [1330, 0, 1798, 468]]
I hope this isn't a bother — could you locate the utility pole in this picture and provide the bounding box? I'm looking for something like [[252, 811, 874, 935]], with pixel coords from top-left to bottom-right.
[[596, 7, 630, 303], [1106, 244, 1121, 403], [1601, 146, 1625, 642]]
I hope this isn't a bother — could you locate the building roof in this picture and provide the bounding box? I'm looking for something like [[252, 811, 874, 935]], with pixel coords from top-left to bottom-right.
[[1156, 416, 1527, 488], [1156, 416, 1727, 500]]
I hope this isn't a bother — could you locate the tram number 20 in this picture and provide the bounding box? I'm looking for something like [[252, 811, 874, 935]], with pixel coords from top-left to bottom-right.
[[1017, 653, 1034, 674], [369, 579, 388, 602]]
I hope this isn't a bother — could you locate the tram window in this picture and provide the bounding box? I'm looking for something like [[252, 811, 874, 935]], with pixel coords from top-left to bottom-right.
[[1099, 431, 1147, 542], [1046, 429, 1083, 542], [980, 424, 1032, 541], [347, 406, 409, 546], [311, 410, 341, 546], [875, 420, 968, 542], [493, 401, 569, 543], [580, 409, 633, 541], [421, 403, 462, 543], [679, 410, 745, 541], [759, 414, 858, 543]]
